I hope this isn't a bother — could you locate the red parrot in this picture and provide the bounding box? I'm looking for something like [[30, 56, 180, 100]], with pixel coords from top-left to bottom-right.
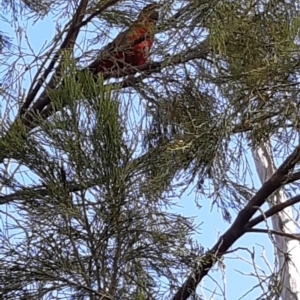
[[88, 3, 160, 76]]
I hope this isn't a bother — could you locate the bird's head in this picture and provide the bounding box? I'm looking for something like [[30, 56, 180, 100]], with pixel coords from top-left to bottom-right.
[[137, 2, 161, 23]]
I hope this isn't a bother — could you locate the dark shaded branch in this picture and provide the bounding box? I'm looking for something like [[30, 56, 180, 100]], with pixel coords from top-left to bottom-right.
[[171, 145, 300, 300], [245, 228, 300, 242], [0, 143, 179, 205], [245, 194, 300, 229], [23, 40, 211, 132], [78, 0, 121, 29], [21, 1, 189, 121], [0, 7, 211, 164], [19, 32, 158, 129], [284, 170, 300, 184], [0, 145, 157, 205], [20, 0, 89, 116], [109, 40, 211, 85], [27, 0, 122, 115], [0, 180, 94, 205]]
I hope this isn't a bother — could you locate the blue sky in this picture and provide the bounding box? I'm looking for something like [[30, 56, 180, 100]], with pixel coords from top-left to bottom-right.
[[0, 6, 280, 300]]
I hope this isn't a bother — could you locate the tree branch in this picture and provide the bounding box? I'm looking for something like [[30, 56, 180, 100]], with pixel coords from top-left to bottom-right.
[[20, 1, 191, 123], [244, 228, 300, 242], [171, 145, 300, 300], [25, 0, 121, 116], [284, 170, 300, 185], [245, 194, 300, 229], [78, 0, 121, 29], [0, 181, 91, 205], [20, 40, 211, 132], [20, 0, 89, 116]]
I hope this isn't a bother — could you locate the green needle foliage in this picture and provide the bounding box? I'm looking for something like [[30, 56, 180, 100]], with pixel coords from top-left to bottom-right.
[[1, 0, 300, 299]]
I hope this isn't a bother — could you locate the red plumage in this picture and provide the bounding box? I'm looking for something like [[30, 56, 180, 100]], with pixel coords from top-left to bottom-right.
[[89, 3, 160, 76]]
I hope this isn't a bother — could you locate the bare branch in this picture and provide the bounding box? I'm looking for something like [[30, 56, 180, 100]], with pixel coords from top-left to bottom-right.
[[285, 171, 300, 185], [246, 195, 300, 229], [245, 228, 300, 242], [171, 145, 300, 300]]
